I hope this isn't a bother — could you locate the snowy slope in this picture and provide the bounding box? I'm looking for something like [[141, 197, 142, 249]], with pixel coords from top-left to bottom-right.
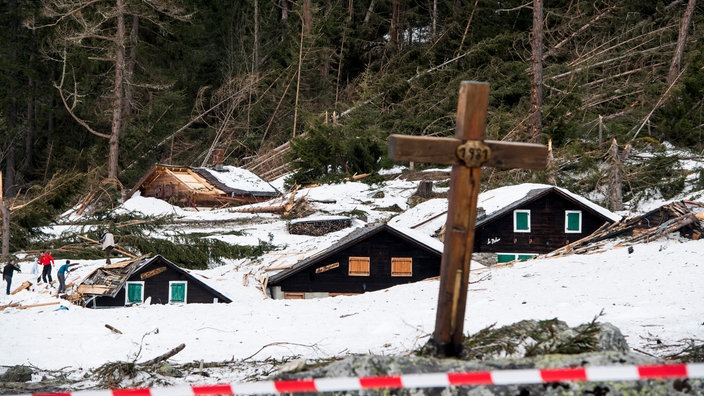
[[1, 168, 703, 387]]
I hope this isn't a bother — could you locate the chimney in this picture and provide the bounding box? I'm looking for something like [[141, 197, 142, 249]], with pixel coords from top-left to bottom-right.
[[212, 149, 224, 170]]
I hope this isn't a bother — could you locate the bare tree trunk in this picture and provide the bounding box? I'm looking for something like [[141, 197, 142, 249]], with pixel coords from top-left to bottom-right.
[[5, 0, 19, 197], [456, 0, 479, 56], [0, 172, 9, 258], [22, 60, 36, 176], [431, 0, 437, 37], [547, 139, 556, 185], [248, 0, 260, 132], [390, 0, 401, 47], [281, 0, 289, 20], [335, 1, 353, 106], [123, 14, 138, 119], [108, 0, 127, 180], [302, 0, 312, 35], [529, 0, 544, 143], [293, 15, 305, 138], [608, 138, 624, 211], [364, 0, 375, 25], [667, 0, 696, 86], [598, 115, 603, 144], [253, 0, 260, 72]]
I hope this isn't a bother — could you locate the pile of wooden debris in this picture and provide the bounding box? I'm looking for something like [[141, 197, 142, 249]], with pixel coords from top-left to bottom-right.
[[547, 200, 704, 257], [288, 217, 352, 236]]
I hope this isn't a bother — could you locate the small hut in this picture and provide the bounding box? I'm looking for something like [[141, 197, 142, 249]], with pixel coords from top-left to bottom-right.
[[128, 164, 279, 207], [75, 255, 232, 307], [267, 223, 443, 299]]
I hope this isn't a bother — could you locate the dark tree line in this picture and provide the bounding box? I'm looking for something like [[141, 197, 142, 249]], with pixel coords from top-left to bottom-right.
[[0, 0, 702, 254]]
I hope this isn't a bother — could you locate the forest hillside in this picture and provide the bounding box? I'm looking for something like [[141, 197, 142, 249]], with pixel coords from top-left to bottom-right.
[[0, 1, 703, 253]]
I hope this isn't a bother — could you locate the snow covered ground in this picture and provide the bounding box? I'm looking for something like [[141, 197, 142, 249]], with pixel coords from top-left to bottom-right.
[[1, 169, 703, 387]]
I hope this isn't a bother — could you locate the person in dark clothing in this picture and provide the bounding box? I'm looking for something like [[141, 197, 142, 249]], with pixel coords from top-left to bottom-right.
[[37, 251, 55, 284], [57, 259, 71, 294], [3, 260, 21, 295]]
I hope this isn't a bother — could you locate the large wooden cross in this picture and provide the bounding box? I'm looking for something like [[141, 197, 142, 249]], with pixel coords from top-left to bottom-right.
[[388, 81, 548, 357]]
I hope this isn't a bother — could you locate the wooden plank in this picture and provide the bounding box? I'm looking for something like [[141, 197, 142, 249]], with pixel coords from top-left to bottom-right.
[[11, 281, 31, 295], [315, 262, 340, 274], [140, 266, 167, 280], [76, 285, 112, 294], [0, 301, 60, 311], [388, 135, 548, 170]]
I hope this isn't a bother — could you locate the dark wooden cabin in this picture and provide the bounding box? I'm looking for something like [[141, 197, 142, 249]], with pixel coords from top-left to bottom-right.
[[76, 255, 232, 308], [473, 184, 620, 263], [127, 164, 279, 207], [267, 223, 442, 299]]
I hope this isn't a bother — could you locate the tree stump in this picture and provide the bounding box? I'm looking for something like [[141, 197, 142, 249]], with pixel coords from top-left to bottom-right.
[[415, 180, 434, 198]]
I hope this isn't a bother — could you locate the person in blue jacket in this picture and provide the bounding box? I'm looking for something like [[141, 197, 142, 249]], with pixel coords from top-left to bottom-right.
[[3, 259, 21, 295], [57, 260, 71, 294]]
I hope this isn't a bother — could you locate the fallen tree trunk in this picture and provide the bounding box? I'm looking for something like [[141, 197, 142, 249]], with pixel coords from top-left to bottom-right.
[[140, 343, 186, 366], [78, 235, 138, 259], [0, 301, 60, 311]]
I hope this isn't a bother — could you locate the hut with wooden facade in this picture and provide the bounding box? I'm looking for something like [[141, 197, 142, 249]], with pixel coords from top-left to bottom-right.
[[546, 200, 704, 257], [75, 255, 232, 308], [471, 184, 621, 263], [128, 163, 279, 207], [267, 223, 443, 299]]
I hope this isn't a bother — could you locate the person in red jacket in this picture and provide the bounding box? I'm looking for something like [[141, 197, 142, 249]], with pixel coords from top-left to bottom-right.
[[37, 251, 55, 284]]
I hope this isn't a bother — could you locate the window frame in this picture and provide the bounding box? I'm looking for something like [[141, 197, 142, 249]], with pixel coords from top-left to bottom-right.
[[496, 253, 537, 263], [513, 209, 531, 232], [564, 210, 583, 233], [348, 256, 371, 276], [168, 281, 188, 304], [391, 257, 413, 277], [125, 281, 145, 305]]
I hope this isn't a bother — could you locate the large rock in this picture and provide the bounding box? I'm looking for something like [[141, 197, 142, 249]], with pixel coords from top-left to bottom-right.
[[0, 365, 33, 382], [282, 352, 701, 395], [278, 321, 700, 395]]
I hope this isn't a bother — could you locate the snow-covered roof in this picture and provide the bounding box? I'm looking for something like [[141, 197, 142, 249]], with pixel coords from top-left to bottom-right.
[[476, 183, 621, 223], [195, 165, 279, 196]]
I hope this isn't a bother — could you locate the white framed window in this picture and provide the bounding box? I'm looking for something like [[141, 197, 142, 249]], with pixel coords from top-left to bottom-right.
[[565, 210, 582, 233], [125, 281, 145, 305], [169, 281, 188, 304], [513, 210, 531, 232]]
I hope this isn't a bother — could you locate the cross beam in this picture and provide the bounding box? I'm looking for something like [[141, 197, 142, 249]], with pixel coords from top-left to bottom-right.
[[387, 81, 548, 357]]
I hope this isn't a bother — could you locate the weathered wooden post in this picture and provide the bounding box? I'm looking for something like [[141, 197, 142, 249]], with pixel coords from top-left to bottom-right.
[[388, 81, 548, 357]]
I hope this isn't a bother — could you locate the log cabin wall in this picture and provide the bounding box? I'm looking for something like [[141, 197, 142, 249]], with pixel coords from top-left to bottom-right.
[[474, 191, 611, 255], [141, 170, 191, 203], [275, 229, 441, 295], [93, 258, 229, 307]]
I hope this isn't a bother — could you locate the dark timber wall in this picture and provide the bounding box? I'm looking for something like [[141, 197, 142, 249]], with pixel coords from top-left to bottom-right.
[[474, 191, 611, 255], [93, 257, 229, 307], [274, 229, 441, 294]]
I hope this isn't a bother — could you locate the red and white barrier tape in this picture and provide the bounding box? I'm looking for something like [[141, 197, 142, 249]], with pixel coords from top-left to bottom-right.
[[25, 363, 704, 396]]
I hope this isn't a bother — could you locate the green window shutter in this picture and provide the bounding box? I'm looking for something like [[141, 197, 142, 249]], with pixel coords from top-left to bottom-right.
[[127, 283, 143, 303], [566, 211, 581, 232], [517, 254, 535, 261], [514, 210, 530, 231], [497, 254, 516, 263], [170, 283, 186, 303]]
